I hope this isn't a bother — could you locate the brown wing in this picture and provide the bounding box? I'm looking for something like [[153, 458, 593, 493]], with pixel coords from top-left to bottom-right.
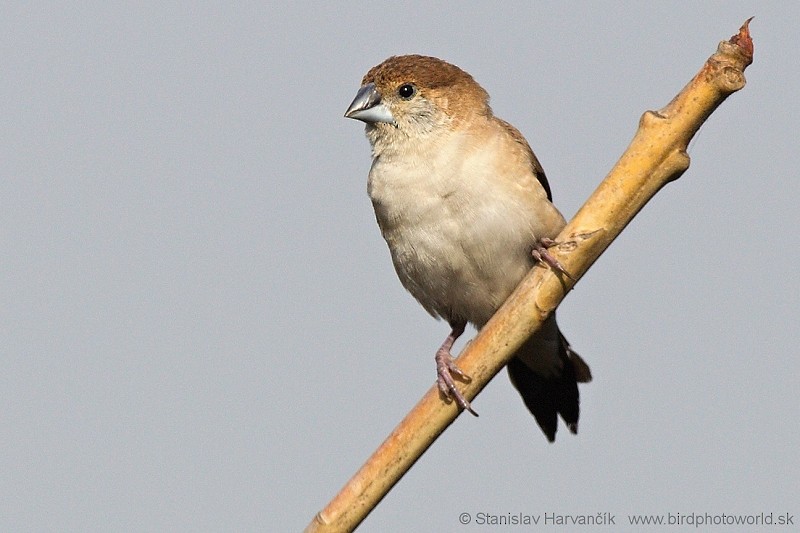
[[495, 118, 553, 201]]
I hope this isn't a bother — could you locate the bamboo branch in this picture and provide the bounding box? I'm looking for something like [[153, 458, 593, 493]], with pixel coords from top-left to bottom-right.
[[306, 19, 754, 533]]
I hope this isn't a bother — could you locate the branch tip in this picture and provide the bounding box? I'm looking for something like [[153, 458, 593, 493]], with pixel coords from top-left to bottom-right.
[[729, 17, 754, 64]]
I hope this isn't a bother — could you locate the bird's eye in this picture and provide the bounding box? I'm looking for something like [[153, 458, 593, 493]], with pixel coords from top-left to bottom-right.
[[397, 84, 416, 99]]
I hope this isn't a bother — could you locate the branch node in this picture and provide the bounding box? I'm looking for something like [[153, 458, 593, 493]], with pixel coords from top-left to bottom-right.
[[640, 109, 665, 128], [570, 228, 604, 242], [719, 66, 746, 92]]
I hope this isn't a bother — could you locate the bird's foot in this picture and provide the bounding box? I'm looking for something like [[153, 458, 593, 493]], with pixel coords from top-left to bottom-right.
[[532, 238, 575, 281], [435, 348, 478, 416]]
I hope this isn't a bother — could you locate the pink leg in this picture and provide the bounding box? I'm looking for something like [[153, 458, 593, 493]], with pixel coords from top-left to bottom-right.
[[532, 238, 575, 281], [434, 322, 478, 416]]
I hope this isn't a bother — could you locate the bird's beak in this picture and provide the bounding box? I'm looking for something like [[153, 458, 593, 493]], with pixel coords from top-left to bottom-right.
[[344, 82, 396, 125]]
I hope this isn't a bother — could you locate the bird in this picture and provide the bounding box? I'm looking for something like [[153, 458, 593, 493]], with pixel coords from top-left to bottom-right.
[[344, 54, 592, 442]]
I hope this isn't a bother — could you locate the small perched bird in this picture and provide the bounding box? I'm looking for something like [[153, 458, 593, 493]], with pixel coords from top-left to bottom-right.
[[345, 55, 591, 442]]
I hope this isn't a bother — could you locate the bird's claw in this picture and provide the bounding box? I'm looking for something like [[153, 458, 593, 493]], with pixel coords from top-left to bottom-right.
[[435, 349, 478, 416], [532, 238, 575, 281]]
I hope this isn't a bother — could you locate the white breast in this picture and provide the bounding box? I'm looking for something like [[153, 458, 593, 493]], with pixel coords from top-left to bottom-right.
[[368, 130, 552, 327]]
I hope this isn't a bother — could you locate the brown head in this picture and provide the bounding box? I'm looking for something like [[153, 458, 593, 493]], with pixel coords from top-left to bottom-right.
[[345, 55, 493, 150]]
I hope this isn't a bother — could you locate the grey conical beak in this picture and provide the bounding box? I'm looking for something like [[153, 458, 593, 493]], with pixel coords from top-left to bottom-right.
[[344, 83, 396, 125]]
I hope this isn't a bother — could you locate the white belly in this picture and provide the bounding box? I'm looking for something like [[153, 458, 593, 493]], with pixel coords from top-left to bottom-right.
[[370, 164, 539, 327]]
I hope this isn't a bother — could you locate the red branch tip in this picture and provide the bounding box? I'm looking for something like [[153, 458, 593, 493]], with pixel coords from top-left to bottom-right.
[[729, 17, 754, 64]]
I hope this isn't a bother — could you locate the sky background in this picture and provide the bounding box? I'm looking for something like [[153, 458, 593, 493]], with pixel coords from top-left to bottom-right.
[[2, 2, 798, 532]]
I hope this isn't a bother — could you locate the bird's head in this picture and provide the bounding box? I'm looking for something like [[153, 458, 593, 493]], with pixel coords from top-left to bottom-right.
[[345, 55, 491, 152]]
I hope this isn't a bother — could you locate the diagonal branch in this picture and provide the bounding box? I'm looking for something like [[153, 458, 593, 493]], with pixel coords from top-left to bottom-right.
[[306, 19, 754, 533]]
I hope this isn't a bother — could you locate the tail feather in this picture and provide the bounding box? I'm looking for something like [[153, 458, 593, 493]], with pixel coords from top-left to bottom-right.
[[507, 328, 591, 442]]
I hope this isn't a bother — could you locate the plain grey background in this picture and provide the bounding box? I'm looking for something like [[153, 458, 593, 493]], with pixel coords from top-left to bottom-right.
[[2, 2, 797, 532]]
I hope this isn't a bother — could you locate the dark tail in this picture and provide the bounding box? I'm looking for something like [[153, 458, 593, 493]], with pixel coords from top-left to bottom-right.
[[507, 319, 592, 442]]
